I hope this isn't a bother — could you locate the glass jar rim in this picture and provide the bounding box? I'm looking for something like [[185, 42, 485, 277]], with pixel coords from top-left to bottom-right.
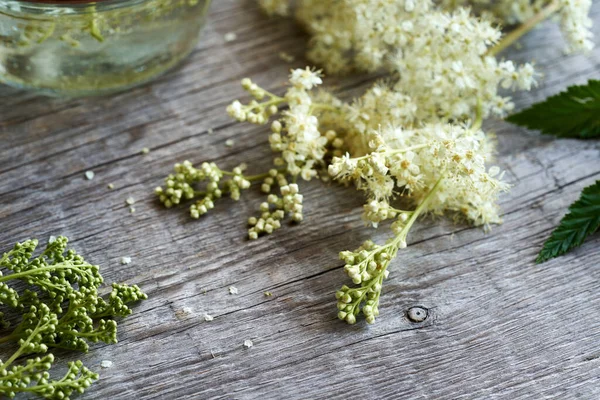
[[1, 0, 149, 7], [1, 0, 210, 17], [0, 0, 167, 15]]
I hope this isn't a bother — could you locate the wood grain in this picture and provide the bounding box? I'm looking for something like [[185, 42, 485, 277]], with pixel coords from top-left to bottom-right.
[[1, 1, 599, 399]]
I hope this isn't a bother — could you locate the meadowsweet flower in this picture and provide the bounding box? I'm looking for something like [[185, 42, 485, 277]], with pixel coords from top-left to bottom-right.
[[153, 0, 595, 326], [330, 123, 509, 227], [159, 68, 512, 323], [266, 1, 593, 72], [258, 0, 592, 122], [389, 8, 537, 121], [558, 0, 594, 53], [440, 0, 594, 53], [289, 67, 323, 90]]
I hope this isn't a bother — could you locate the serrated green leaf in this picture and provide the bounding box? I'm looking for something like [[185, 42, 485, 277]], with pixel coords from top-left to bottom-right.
[[537, 181, 600, 263], [507, 80, 600, 139]]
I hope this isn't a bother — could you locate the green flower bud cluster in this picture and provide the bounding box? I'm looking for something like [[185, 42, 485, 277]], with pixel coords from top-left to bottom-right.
[[155, 161, 253, 219], [362, 200, 399, 227], [0, 236, 147, 399], [226, 78, 283, 124], [248, 169, 304, 239], [280, 184, 304, 222], [15, 303, 58, 354], [0, 283, 19, 308], [247, 207, 285, 240], [0, 355, 98, 399], [0, 237, 103, 306], [155, 160, 222, 208], [390, 212, 411, 234], [222, 167, 252, 201], [100, 283, 148, 318], [335, 239, 396, 324]]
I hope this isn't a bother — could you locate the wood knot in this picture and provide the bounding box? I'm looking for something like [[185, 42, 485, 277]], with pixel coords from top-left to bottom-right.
[[407, 306, 428, 323]]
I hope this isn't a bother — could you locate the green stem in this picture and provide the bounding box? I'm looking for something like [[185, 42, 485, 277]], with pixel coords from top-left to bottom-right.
[[389, 207, 414, 215], [220, 168, 285, 182], [488, 1, 560, 56], [89, 311, 113, 320], [473, 99, 484, 131], [311, 103, 342, 113], [245, 172, 274, 181], [0, 263, 96, 284], [87, 4, 105, 43], [201, 0, 211, 16], [399, 176, 445, 238], [90, 17, 104, 42], [71, 331, 100, 338], [245, 96, 284, 112], [36, 22, 55, 44], [0, 319, 43, 372]]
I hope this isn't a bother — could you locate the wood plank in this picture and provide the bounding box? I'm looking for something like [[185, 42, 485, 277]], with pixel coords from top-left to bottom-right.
[[0, 1, 599, 399]]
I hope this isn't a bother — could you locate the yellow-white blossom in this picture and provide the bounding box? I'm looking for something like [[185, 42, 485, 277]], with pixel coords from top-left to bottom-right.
[[263, 0, 594, 65], [441, 0, 594, 53]]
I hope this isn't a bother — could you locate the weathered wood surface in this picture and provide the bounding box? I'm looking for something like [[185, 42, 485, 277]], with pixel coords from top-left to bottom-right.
[[1, 1, 600, 399]]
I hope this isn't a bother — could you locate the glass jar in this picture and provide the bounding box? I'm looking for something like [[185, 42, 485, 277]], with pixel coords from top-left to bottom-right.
[[0, 0, 211, 96]]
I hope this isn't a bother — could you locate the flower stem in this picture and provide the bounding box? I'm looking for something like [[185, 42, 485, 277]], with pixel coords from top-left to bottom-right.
[[488, 1, 560, 56], [244, 172, 278, 182], [0, 320, 43, 372], [397, 175, 445, 241], [220, 169, 284, 182], [0, 263, 96, 284], [473, 99, 484, 131], [311, 103, 342, 113], [245, 96, 284, 112], [382, 176, 446, 273]]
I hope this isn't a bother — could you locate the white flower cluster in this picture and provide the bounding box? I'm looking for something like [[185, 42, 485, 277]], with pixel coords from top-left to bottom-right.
[[222, 68, 513, 322], [228, 69, 341, 181], [390, 8, 538, 121], [557, 0, 594, 53], [227, 70, 345, 239], [260, 2, 541, 122], [294, 0, 435, 74], [330, 123, 510, 228], [161, 0, 592, 325], [441, 0, 594, 53], [343, 83, 416, 138], [261, 1, 594, 68]]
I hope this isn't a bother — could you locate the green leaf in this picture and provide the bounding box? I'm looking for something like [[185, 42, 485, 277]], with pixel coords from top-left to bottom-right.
[[537, 181, 600, 263], [507, 80, 600, 139]]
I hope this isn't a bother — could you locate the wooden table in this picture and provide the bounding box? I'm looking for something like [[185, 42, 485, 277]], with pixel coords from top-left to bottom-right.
[[1, 2, 599, 399]]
